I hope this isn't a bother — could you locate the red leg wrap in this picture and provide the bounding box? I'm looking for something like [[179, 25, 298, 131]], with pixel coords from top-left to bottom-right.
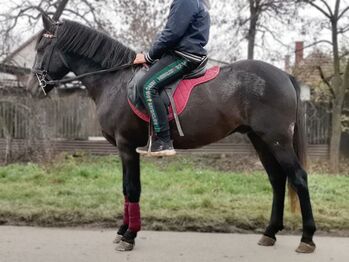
[[128, 202, 141, 232], [123, 197, 129, 225]]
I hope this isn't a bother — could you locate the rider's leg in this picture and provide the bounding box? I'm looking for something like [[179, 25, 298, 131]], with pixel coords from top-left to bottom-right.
[[136, 53, 194, 155]]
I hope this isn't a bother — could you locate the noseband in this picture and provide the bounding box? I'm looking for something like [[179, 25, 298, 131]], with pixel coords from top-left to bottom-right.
[[32, 21, 134, 96]]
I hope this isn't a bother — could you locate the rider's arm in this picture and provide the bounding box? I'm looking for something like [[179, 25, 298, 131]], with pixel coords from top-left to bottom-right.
[[145, 0, 198, 64]]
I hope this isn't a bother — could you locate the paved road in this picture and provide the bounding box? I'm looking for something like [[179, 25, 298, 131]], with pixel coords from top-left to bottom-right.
[[0, 226, 348, 262]]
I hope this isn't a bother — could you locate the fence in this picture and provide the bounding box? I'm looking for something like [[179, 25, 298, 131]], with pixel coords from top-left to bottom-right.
[[0, 94, 101, 140], [305, 102, 330, 144], [0, 93, 331, 159], [0, 139, 329, 158]]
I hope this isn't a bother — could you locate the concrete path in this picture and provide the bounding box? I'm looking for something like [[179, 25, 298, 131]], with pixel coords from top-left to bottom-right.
[[0, 226, 348, 262]]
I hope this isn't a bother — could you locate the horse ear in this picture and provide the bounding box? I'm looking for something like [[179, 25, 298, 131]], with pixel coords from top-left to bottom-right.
[[42, 13, 54, 32]]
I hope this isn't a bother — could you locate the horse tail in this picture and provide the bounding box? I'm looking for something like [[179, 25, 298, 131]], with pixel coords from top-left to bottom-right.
[[288, 75, 307, 213]]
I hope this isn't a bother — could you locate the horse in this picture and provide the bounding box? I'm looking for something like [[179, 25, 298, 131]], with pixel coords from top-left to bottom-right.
[[28, 14, 316, 253]]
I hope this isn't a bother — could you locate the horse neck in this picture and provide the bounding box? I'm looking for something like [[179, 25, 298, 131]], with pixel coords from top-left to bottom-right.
[[65, 54, 132, 104]]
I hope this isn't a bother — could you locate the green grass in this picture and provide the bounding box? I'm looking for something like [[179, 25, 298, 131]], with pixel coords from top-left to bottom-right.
[[0, 154, 348, 233]]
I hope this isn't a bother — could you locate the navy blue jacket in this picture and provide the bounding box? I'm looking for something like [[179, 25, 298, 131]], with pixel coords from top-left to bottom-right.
[[146, 0, 210, 63]]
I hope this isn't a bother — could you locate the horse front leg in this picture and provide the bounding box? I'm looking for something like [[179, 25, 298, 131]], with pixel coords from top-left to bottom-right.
[[114, 161, 130, 244], [115, 146, 141, 252]]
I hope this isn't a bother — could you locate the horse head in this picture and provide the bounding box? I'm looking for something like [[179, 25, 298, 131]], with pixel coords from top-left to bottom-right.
[[27, 13, 70, 96]]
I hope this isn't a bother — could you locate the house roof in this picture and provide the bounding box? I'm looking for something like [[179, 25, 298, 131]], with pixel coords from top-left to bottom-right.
[[293, 49, 333, 88], [2, 33, 40, 65]]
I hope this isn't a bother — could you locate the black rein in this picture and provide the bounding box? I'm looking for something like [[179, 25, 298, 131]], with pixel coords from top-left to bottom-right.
[[37, 63, 134, 86]]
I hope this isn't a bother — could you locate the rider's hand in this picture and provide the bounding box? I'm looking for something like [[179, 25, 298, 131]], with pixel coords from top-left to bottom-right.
[[133, 53, 146, 64]]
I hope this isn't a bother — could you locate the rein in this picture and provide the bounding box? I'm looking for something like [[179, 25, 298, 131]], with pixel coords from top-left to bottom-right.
[[38, 63, 134, 86]]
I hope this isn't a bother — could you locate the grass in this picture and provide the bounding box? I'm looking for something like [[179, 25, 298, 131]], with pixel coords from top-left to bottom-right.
[[0, 154, 348, 234]]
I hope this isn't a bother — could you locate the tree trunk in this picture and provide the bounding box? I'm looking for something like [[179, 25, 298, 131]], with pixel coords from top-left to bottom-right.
[[328, 2, 343, 173], [331, 59, 349, 171], [329, 60, 348, 172], [247, 0, 258, 60], [53, 0, 69, 20], [329, 96, 343, 173]]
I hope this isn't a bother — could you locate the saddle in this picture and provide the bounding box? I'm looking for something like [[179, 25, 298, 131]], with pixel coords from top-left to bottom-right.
[[127, 58, 220, 136]]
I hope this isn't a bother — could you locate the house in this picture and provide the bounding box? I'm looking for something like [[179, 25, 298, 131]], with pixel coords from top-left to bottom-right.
[[0, 33, 81, 93], [288, 41, 334, 103], [289, 41, 349, 154], [0, 33, 40, 87]]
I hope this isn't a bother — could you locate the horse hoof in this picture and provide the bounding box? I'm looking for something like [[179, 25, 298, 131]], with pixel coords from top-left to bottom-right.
[[113, 234, 123, 244], [258, 235, 276, 246], [295, 242, 316, 253], [115, 240, 135, 252]]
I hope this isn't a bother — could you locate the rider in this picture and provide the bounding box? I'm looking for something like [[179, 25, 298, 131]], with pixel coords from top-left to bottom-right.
[[134, 0, 211, 157]]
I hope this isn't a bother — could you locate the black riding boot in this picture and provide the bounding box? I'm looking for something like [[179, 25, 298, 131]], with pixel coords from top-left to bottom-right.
[[136, 130, 176, 156]]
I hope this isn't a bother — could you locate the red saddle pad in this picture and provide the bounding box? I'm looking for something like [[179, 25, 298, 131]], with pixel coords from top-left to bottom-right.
[[128, 66, 220, 122]]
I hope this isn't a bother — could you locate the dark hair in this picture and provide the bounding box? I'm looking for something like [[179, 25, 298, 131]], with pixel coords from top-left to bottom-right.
[[55, 20, 136, 68]]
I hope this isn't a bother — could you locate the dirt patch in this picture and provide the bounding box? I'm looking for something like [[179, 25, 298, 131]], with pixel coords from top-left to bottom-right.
[[1, 215, 348, 238]]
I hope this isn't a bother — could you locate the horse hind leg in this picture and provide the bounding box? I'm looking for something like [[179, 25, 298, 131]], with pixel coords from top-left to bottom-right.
[[260, 132, 316, 253], [248, 132, 287, 247]]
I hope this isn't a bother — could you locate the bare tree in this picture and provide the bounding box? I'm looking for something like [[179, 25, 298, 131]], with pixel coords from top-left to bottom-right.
[[107, 0, 170, 51], [226, 0, 299, 59], [0, 0, 112, 60], [299, 0, 349, 172]]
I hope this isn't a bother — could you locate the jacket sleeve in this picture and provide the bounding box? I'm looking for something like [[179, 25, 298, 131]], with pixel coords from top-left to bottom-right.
[[146, 0, 198, 62]]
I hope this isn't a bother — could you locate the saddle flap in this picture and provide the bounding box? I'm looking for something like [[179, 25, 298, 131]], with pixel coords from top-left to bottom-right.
[[127, 67, 147, 109]]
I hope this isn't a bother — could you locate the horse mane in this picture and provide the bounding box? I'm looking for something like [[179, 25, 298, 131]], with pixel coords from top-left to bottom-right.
[[56, 20, 136, 68]]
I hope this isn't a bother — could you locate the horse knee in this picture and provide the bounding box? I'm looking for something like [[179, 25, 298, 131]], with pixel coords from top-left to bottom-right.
[[289, 170, 308, 192]]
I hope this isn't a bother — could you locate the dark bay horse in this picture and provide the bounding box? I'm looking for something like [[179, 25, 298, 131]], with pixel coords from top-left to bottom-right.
[[29, 15, 316, 253]]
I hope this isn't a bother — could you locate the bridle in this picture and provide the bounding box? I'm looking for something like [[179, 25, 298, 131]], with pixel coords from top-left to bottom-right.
[[32, 21, 64, 95], [32, 20, 134, 95]]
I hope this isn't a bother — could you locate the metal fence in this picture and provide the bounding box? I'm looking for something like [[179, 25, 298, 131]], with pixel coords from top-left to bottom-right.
[[305, 102, 330, 145]]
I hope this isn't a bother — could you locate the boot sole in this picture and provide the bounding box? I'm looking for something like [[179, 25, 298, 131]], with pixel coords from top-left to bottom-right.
[[136, 149, 176, 157], [148, 150, 176, 157], [136, 148, 149, 155]]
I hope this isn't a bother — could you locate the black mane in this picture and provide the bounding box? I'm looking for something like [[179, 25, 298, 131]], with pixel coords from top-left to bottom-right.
[[56, 20, 136, 68]]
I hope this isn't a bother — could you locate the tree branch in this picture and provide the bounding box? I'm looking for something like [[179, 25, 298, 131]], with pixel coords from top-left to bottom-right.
[[317, 66, 336, 99], [339, 51, 349, 60], [302, 40, 333, 50], [338, 5, 349, 19], [304, 0, 332, 18], [318, 0, 334, 16]]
